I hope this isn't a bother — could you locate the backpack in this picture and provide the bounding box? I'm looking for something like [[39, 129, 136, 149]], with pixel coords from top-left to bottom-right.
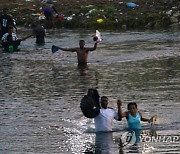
[[80, 89, 100, 118]]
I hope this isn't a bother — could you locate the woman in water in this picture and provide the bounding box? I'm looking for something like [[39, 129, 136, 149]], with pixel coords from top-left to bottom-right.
[[118, 100, 151, 130], [118, 100, 154, 143]]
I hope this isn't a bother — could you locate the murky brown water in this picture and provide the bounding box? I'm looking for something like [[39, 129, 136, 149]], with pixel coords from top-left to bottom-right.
[[0, 29, 180, 153]]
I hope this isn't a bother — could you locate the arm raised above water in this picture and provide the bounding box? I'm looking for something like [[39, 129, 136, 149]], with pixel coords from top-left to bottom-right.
[[117, 99, 128, 119], [86, 42, 97, 52]]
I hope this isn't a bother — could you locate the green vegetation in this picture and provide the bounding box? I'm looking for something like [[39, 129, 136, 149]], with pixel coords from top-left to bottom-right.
[[1, 0, 179, 30]]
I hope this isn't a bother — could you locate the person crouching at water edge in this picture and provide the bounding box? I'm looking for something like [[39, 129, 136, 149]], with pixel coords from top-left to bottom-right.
[[94, 96, 122, 132], [52, 40, 97, 66], [1, 26, 32, 52]]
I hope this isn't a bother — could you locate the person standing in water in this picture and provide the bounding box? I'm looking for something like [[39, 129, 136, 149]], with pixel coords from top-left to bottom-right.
[[118, 100, 152, 143], [94, 96, 122, 132], [33, 21, 46, 45], [118, 100, 151, 130], [55, 40, 97, 66]]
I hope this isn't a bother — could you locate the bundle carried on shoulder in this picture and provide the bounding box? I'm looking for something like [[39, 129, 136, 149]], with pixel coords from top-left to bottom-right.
[[80, 89, 100, 118]]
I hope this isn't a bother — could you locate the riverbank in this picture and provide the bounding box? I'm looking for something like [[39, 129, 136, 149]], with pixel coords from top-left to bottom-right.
[[1, 0, 180, 30]]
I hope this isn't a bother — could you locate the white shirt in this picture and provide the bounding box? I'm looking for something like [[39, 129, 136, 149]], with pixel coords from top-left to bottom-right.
[[1, 32, 17, 42], [94, 108, 118, 132]]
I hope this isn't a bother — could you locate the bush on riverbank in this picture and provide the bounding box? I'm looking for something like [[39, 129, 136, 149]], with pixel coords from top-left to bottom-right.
[[1, 0, 180, 30]]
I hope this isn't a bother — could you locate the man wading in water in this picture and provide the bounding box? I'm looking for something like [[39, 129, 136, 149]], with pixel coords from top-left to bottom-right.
[[52, 40, 97, 66]]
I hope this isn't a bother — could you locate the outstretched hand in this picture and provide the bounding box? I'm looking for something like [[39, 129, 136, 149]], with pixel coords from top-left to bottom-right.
[[93, 36, 101, 43], [51, 45, 60, 53], [117, 98, 122, 106], [93, 36, 98, 42], [149, 115, 158, 125]]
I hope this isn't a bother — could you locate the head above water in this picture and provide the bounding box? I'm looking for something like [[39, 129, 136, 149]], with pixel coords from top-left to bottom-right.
[[101, 96, 108, 109], [79, 40, 85, 49], [127, 102, 138, 115]]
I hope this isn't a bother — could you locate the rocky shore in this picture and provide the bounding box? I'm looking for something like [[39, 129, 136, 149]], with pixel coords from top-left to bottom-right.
[[1, 0, 180, 30]]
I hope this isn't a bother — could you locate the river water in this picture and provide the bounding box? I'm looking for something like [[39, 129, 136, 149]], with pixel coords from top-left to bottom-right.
[[0, 29, 180, 154]]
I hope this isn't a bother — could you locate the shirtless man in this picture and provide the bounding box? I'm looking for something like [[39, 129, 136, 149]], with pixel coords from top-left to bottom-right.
[[57, 40, 97, 65]]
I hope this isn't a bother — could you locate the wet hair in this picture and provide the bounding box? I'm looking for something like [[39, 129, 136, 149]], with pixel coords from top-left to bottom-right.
[[79, 40, 85, 43], [127, 102, 137, 110], [101, 96, 108, 102]]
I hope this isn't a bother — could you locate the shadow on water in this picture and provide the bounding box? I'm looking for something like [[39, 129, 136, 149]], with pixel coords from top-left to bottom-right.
[[0, 29, 180, 153]]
